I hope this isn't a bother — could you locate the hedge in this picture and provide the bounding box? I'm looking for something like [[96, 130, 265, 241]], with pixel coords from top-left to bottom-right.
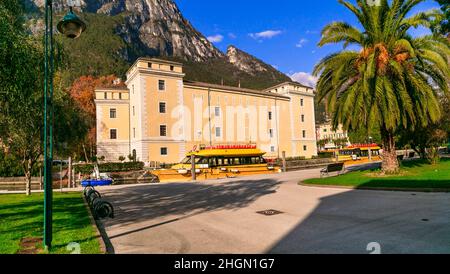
[[316, 152, 335, 159], [74, 162, 145, 174]]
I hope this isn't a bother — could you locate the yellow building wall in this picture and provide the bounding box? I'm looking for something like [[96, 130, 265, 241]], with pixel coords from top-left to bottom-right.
[[97, 58, 319, 163], [95, 89, 130, 161]]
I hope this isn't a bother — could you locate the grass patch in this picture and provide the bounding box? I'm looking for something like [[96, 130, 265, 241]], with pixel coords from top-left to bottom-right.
[[303, 158, 450, 190], [0, 192, 101, 254]]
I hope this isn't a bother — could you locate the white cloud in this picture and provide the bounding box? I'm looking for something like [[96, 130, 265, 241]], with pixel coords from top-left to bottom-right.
[[296, 38, 309, 48], [249, 30, 282, 40], [207, 34, 224, 43], [290, 72, 318, 88], [228, 33, 237, 39]]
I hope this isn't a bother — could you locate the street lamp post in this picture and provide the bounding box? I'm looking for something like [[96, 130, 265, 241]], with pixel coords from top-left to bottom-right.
[[43, 1, 86, 250]]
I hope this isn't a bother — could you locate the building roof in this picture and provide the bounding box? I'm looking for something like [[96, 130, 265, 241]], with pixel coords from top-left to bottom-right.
[[136, 57, 184, 66], [183, 80, 290, 100], [126, 57, 184, 78], [95, 86, 129, 92], [262, 81, 314, 92]]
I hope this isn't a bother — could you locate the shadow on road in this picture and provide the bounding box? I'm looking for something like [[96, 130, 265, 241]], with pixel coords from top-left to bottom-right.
[[103, 179, 281, 232], [268, 185, 450, 254]]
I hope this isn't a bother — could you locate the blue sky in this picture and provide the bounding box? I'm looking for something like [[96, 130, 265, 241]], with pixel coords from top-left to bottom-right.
[[175, 0, 440, 86]]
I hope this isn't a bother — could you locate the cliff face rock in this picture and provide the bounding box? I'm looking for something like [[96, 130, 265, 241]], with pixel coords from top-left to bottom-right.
[[227, 45, 268, 75]]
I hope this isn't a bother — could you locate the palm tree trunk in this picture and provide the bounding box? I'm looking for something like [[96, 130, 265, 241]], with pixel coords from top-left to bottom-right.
[[381, 131, 399, 174]]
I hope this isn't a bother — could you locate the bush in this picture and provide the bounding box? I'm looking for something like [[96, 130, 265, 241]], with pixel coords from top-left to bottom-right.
[[317, 152, 334, 159], [285, 156, 306, 161], [118, 156, 126, 162], [74, 162, 145, 174]]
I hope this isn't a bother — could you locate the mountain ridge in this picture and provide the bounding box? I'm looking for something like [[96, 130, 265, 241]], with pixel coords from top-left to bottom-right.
[[25, 0, 291, 89]]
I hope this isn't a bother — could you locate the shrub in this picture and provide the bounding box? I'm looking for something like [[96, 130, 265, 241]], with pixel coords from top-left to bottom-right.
[[74, 161, 145, 174], [317, 152, 334, 159], [118, 156, 126, 162]]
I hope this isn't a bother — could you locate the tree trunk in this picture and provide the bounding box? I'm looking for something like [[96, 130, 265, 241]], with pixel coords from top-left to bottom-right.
[[381, 131, 399, 174], [25, 158, 32, 196], [82, 143, 89, 163]]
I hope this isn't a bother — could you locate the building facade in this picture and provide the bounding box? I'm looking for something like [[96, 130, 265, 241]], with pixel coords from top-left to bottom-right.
[[95, 58, 318, 164], [316, 122, 350, 150]]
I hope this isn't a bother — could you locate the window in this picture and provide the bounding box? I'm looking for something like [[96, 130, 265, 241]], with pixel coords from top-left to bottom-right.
[[158, 80, 165, 91], [215, 106, 221, 117], [119, 93, 122, 100], [268, 111, 272, 120], [133, 128, 136, 138], [215, 127, 221, 137], [170, 65, 174, 71], [159, 102, 166, 113], [160, 147, 168, 156], [301, 114, 305, 122], [110, 129, 117, 140], [133, 106, 135, 116], [148, 62, 152, 68], [300, 98, 304, 107], [132, 85, 134, 94], [160, 125, 167, 137], [270, 146, 275, 152], [303, 145, 307, 151], [110, 108, 117, 119], [324, 129, 327, 132], [104, 92, 107, 99], [302, 130, 306, 138], [269, 129, 274, 138]]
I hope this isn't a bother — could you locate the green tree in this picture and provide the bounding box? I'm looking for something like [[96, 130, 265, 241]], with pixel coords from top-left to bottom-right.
[[313, 0, 450, 174], [348, 125, 382, 145], [430, 0, 449, 37], [0, 1, 43, 195], [397, 95, 450, 163], [1, 1, 90, 194]]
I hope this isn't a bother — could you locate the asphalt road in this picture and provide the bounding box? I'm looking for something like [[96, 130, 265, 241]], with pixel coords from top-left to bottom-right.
[[98, 168, 450, 254]]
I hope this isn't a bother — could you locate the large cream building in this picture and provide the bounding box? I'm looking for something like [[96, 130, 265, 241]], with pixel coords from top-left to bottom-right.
[[95, 58, 318, 164]]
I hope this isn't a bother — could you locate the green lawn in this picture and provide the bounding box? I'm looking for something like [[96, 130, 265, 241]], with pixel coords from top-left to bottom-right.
[[303, 158, 450, 190], [0, 192, 101, 254]]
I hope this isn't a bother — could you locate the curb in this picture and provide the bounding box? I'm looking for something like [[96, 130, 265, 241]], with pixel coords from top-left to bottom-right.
[[82, 195, 112, 254], [298, 182, 450, 193]]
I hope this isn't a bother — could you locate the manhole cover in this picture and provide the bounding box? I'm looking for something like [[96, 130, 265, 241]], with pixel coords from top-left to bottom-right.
[[257, 209, 283, 216]]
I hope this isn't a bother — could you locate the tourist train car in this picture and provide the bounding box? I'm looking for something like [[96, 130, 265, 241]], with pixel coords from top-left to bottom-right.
[[336, 144, 382, 163], [150, 144, 282, 182]]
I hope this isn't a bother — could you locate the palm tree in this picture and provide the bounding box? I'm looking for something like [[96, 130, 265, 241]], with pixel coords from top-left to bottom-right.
[[313, 0, 450, 173]]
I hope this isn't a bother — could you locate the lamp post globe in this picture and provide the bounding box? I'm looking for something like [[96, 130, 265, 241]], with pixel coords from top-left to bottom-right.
[[57, 7, 86, 39]]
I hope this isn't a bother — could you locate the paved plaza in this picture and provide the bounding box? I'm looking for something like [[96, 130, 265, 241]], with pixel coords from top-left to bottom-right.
[[99, 168, 450, 254]]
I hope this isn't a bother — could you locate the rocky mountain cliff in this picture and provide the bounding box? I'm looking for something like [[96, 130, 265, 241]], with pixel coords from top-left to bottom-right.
[[25, 0, 290, 89], [227, 45, 284, 77]]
